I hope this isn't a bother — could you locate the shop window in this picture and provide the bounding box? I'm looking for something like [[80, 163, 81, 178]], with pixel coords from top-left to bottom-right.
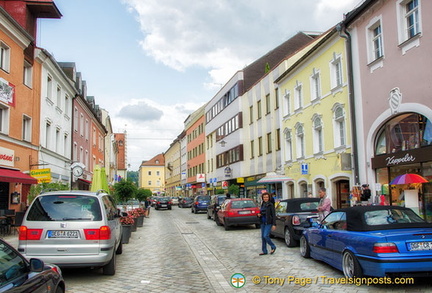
[[374, 113, 431, 155]]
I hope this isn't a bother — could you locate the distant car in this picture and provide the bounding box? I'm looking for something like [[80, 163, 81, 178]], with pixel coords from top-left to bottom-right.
[[155, 197, 172, 210], [19, 190, 123, 275], [207, 195, 227, 220], [178, 197, 193, 208], [191, 195, 210, 214], [171, 197, 179, 205], [270, 197, 320, 247], [300, 205, 432, 278], [216, 198, 260, 230], [0, 238, 65, 292]]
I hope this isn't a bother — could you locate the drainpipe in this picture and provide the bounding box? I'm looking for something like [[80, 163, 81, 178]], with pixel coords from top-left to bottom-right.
[[336, 22, 360, 186]]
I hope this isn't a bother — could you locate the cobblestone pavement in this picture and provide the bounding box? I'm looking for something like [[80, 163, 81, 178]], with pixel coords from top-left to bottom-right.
[[3, 207, 432, 292]]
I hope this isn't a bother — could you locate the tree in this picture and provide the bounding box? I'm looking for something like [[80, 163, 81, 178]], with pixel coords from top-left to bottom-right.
[[113, 180, 137, 203], [136, 188, 152, 202], [228, 184, 240, 196]]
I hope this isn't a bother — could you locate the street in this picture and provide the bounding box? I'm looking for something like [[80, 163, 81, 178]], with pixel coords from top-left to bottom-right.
[[6, 207, 432, 292]]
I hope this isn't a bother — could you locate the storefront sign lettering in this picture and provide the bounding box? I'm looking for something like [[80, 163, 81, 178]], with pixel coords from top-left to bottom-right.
[[386, 153, 416, 166]]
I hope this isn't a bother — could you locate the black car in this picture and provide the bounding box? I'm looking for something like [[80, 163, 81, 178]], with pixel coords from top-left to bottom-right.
[[178, 197, 193, 208], [270, 197, 320, 247], [207, 195, 227, 220], [191, 195, 210, 214], [0, 238, 65, 292], [155, 197, 172, 210]]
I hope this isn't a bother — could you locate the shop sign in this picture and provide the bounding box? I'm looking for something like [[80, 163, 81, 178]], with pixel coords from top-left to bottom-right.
[[0, 147, 14, 167], [237, 177, 244, 183], [372, 146, 432, 169], [301, 163, 309, 175], [30, 168, 51, 183], [0, 78, 15, 106], [224, 167, 232, 178], [385, 153, 416, 166], [222, 181, 228, 188], [196, 173, 205, 182]]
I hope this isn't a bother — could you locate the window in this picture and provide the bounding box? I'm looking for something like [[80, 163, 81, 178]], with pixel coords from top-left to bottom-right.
[[55, 128, 60, 152], [249, 105, 253, 123], [265, 94, 271, 114], [258, 136, 263, 156], [148, 181, 152, 186], [330, 53, 343, 89], [0, 104, 9, 134], [56, 86, 62, 110], [294, 82, 302, 110], [267, 132, 272, 153], [296, 124, 305, 159], [46, 75, 53, 100], [397, 0, 421, 51], [284, 128, 292, 161], [148, 171, 152, 176], [283, 90, 290, 117], [372, 24, 383, 60], [257, 100, 262, 119], [333, 105, 346, 148], [405, 0, 420, 38], [23, 60, 32, 87], [0, 42, 10, 72], [313, 116, 323, 154], [156, 171, 160, 176], [310, 69, 321, 101], [45, 121, 51, 148], [274, 88, 279, 109], [74, 107, 78, 132], [276, 128, 281, 151], [22, 115, 31, 142], [250, 140, 254, 159]]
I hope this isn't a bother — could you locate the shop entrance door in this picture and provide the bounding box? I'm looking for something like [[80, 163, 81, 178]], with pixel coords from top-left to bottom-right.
[[336, 180, 350, 209]]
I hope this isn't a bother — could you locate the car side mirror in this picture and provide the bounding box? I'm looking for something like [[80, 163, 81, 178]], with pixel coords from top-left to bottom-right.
[[29, 258, 44, 272]]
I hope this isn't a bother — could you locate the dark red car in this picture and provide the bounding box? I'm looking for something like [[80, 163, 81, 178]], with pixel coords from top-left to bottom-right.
[[216, 198, 260, 230]]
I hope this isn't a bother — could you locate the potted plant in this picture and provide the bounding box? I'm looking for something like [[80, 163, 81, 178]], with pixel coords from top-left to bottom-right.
[[120, 216, 134, 244], [133, 208, 146, 227], [127, 210, 140, 231]]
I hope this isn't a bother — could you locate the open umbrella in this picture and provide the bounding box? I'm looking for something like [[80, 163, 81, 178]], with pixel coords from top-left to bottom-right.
[[390, 173, 428, 185], [100, 167, 110, 194], [90, 165, 102, 192], [257, 172, 292, 183]]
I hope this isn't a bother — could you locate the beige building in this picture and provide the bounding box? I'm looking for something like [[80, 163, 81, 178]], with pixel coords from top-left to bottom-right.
[[139, 153, 165, 195]]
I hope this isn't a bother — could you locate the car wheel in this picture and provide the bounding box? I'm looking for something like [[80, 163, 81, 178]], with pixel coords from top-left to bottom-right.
[[168, 207, 172, 210], [191, 208, 194, 213], [284, 227, 299, 247], [342, 251, 363, 278], [102, 252, 116, 275], [55, 285, 64, 293], [299, 235, 310, 258], [224, 221, 231, 231], [116, 239, 123, 255], [215, 216, 222, 226]]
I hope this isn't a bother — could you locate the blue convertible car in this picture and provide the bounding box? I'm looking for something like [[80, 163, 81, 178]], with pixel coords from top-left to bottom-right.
[[300, 205, 432, 278]]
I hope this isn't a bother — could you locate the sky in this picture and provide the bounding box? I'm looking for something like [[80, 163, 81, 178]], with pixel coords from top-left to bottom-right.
[[37, 0, 360, 171]]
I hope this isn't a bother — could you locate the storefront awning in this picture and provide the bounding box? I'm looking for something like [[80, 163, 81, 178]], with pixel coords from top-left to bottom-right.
[[77, 178, 91, 185], [0, 168, 38, 184]]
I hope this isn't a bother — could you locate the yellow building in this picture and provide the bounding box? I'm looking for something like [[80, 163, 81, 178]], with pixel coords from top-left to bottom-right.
[[139, 153, 165, 195], [275, 28, 353, 208], [164, 133, 183, 197]]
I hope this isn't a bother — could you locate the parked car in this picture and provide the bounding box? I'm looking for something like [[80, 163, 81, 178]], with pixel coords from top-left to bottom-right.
[[191, 195, 210, 214], [0, 238, 65, 292], [18, 190, 123, 275], [216, 198, 261, 230], [178, 197, 193, 208], [155, 197, 172, 210], [300, 205, 432, 278], [270, 197, 320, 247], [207, 195, 227, 220], [170, 197, 179, 205]]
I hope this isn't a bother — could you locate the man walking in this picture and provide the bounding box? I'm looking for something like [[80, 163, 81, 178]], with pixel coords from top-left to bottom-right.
[[317, 187, 331, 222]]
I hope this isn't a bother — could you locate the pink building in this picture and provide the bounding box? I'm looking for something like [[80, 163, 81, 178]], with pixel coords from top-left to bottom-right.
[[342, 0, 432, 219]]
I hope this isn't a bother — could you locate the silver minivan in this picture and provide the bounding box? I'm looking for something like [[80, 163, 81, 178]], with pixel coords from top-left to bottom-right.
[[18, 190, 122, 275]]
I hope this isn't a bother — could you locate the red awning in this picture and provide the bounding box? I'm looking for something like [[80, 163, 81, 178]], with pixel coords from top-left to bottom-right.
[[0, 168, 37, 184], [77, 178, 91, 185]]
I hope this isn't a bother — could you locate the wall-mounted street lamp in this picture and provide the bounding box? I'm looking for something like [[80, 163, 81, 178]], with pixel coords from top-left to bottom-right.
[[220, 140, 227, 147]]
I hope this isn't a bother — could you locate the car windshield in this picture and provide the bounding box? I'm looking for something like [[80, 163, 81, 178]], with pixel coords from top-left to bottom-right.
[[231, 200, 257, 209], [198, 196, 210, 201], [27, 195, 102, 221], [364, 208, 425, 226]]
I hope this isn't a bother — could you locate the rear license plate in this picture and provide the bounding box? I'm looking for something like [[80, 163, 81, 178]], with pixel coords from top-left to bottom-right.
[[408, 241, 432, 251], [48, 230, 79, 238], [161, 204, 167, 207], [238, 210, 251, 214]]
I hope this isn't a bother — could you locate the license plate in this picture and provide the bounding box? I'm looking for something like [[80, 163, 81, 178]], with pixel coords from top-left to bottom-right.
[[161, 204, 167, 207], [408, 241, 432, 251], [48, 230, 79, 238], [238, 210, 251, 214]]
